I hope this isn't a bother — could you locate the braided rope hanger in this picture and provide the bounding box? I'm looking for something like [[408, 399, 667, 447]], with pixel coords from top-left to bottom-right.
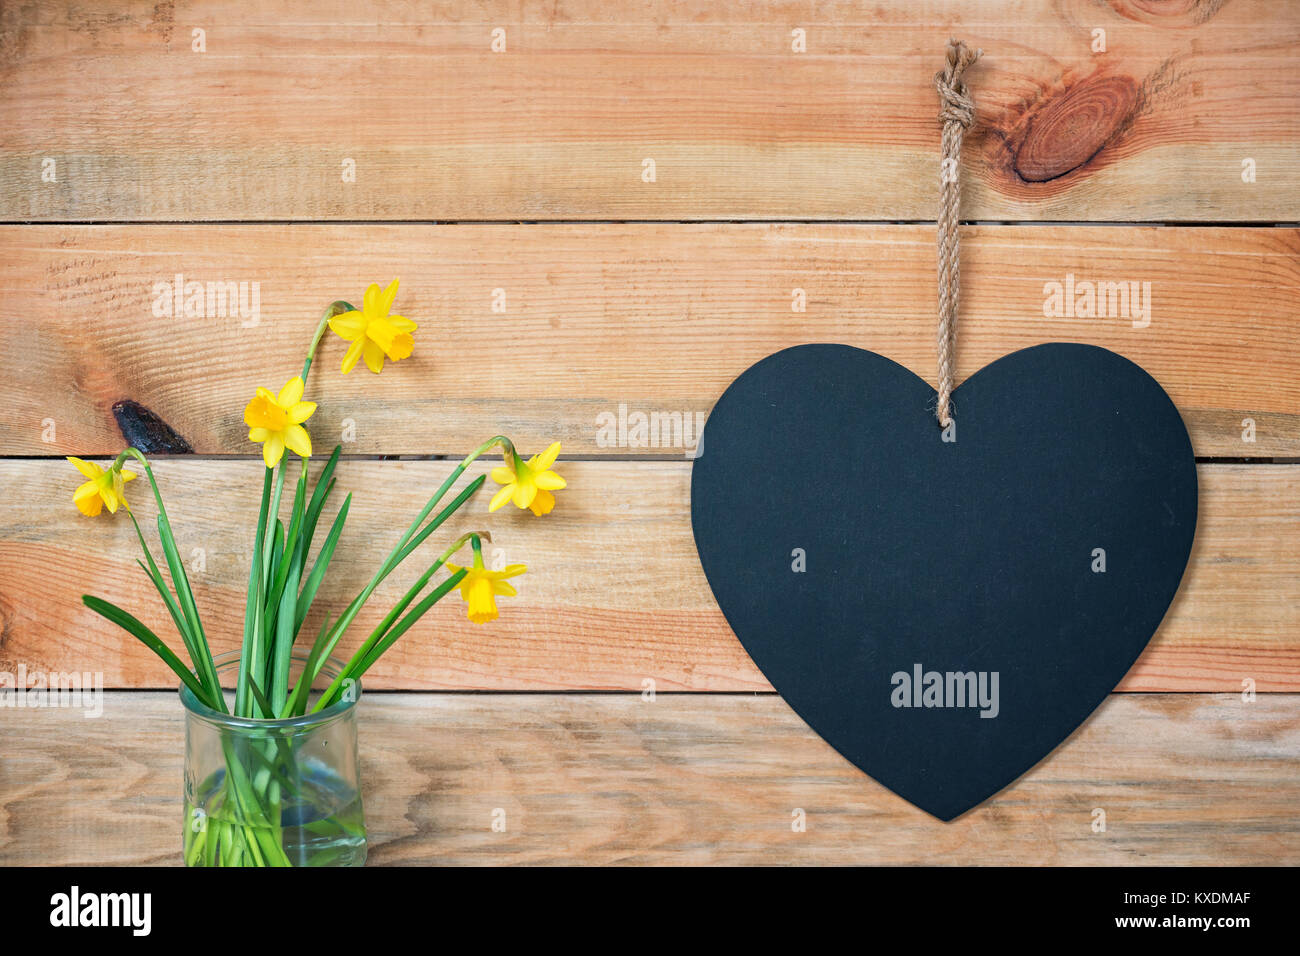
[[933, 39, 982, 429]]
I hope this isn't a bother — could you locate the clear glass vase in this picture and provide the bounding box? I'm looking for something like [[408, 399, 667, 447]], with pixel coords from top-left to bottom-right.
[[181, 651, 366, 867]]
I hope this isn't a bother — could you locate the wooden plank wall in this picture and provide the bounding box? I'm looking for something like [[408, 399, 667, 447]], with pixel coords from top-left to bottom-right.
[[0, 1, 1296, 865]]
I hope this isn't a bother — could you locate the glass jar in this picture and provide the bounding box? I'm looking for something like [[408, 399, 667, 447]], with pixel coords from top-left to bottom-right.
[[181, 651, 366, 867]]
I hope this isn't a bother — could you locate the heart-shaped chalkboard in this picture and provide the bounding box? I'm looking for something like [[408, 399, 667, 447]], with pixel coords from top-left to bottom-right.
[[691, 343, 1197, 820]]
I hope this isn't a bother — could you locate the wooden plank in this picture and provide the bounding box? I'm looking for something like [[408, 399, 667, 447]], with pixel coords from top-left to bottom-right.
[[1, 1, 1296, 222], [0, 460, 1294, 693], [3, 224, 1296, 457], [0, 692, 1295, 865]]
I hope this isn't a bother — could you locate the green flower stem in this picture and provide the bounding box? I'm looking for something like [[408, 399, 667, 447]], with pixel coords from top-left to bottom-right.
[[249, 548, 269, 717], [301, 301, 355, 386], [237, 467, 274, 717], [189, 756, 286, 866], [264, 462, 287, 585], [219, 737, 290, 866], [184, 817, 204, 866], [218, 819, 236, 866]]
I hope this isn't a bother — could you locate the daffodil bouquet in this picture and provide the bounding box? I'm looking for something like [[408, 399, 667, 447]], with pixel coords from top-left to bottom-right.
[[71, 280, 565, 866]]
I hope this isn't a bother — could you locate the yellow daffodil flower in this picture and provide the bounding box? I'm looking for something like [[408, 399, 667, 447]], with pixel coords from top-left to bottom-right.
[[68, 457, 136, 517], [244, 376, 316, 468], [328, 279, 417, 374], [445, 549, 526, 625], [489, 441, 565, 515]]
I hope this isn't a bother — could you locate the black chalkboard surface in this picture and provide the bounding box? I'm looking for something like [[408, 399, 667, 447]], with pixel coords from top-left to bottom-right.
[[691, 343, 1197, 820]]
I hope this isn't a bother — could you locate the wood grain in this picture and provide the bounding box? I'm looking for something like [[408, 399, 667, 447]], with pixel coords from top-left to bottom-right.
[[1, 1, 1296, 222], [1, 692, 1295, 865], [0, 460, 1294, 693], [3, 224, 1297, 458], [3, 0, 1295, 872]]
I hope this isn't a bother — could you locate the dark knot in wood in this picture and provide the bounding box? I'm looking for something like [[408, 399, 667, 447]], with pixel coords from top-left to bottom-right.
[[112, 399, 193, 454]]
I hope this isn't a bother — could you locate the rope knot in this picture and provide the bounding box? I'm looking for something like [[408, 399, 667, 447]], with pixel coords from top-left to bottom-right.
[[935, 39, 982, 129]]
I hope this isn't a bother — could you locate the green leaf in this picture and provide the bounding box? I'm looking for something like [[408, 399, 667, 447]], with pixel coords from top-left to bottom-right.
[[286, 593, 364, 713], [129, 512, 199, 682], [304, 470, 489, 715], [395, 475, 487, 567], [294, 493, 351, 636], [130, 461, 223, 711], [244, 669, 276, 720], [300, 445, 342, 553], [237, 466, 274, 718], [154, 510, 223, 711], [262, 518, 286, 651], [315, 568, 466, 713], [136, 558, 188, 643], [82, 595, 215, 708], [267, 519, 285, 604], [282, 612, 334, 718], [210, 820, 224, 867], [322, 473, 485, 664], [268, 468, 308, 620], [339, 552, 454, 687], [270, 544, 303, 713], [295, 477, 333, 586]]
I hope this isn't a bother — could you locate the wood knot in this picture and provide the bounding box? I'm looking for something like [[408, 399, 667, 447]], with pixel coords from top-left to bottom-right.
[[112, 400, 193, 454], [1013, 74, 1139, 182], [1107, 0, 1224, 25]]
